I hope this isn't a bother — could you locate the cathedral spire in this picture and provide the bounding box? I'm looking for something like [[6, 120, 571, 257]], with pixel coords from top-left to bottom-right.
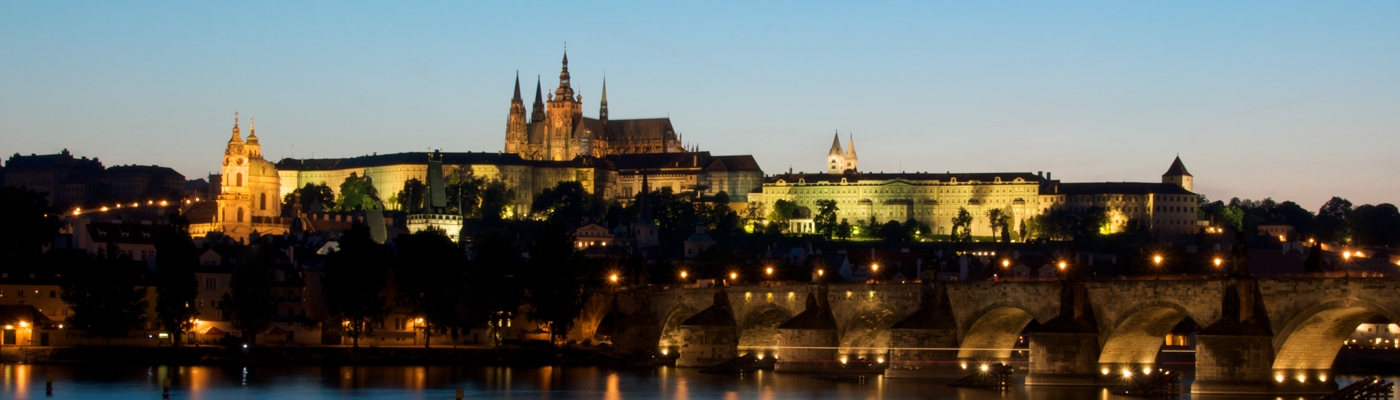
[[599, 76, 609, 123], [246, 116, 259, 145], [846, 133, 857, 160], [555, 48, 574, 100], [512, 71, 523, 103], [531, 76, 546, 123]]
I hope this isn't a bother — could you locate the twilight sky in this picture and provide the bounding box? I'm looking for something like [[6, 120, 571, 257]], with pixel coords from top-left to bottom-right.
[[2, 1, 1397, 210]]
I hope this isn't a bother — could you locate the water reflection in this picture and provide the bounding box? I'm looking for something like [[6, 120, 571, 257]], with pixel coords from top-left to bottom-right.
[[0, 363, 1396, 400]]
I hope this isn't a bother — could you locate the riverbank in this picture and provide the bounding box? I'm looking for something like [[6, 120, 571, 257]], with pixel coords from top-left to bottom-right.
[[0, 345, 608, 367]]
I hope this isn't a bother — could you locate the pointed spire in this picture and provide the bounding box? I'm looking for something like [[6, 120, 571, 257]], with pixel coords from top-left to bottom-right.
[[846, 133, 857, 160], [531, 76, 546, 123], [512, 71, 523, 103], [599, 76, 609, 123], [828, 130, 843, 156], [1163, 155, 1192, 177]]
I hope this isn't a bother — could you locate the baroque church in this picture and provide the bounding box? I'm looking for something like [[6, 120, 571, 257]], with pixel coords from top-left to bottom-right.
[[504, 51, 684, 161], [200, 113, 287, 242]]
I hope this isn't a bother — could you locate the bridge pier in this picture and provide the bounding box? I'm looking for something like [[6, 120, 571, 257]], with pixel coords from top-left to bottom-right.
[[1191, 278, 1337, 394], [676, 290, 739, 367], [1025, 281, 1103, 386], [774, 288, 841, 373], [886, 283, 966, 377]]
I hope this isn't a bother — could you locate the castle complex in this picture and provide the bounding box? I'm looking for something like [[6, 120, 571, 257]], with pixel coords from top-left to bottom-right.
[[177, 51, 1200, 242]]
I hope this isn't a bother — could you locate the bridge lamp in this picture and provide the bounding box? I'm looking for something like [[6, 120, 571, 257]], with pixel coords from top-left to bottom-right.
[[979, 364, 989, 372], [1213, 258, 1222, 268], [765, 267, 774, 277], [1153, 255, 1163, 266], [1058, 261, 1067, 270], [730, 272, 738, 281], [609, 274, 619, 284], [871, 263, 879, 273], [817, 269, 825, 277], [1343, 252, 1352, 261], [680, 271, 688, 280], [1002, 260, 1010, 268]]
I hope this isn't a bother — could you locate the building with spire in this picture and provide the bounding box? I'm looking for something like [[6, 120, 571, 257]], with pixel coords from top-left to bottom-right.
[[504, 51, 683, 161]]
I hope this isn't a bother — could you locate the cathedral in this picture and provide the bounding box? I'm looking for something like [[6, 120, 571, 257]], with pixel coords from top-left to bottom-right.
[[504, 51, 684, 161], [827, 132, 859, 174]]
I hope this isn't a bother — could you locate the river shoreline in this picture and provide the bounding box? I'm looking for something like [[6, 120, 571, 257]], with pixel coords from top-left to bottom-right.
[[2, 346, 1397, 375]]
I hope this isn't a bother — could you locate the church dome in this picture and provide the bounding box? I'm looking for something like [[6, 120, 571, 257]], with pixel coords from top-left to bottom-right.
[[248, 158, 279, 178]]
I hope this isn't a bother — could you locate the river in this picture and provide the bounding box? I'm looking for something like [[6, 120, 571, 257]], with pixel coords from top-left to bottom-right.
[[0, 364, 1394, 399]]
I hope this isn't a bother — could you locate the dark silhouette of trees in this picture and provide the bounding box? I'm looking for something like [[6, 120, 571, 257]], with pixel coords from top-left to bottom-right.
[[223, 243, 278, 344], [531, 181, 593, 227], [154, 212, 199, 345], [61, 243, 149, 341], [322, 222, 390, 347], [395, 178, 426, 213], [1315, 197, 1353, 244], [337, 173, 382, 211], [836, 218, 852, 240], [524, 222, 589, 344], [395, 228, 467, 347], [814, 199, 839, 239], [282, 183, 335, 215], [0, 186, 60, 257], [950, 207, 974, 242], [467, 229, 522, 346]]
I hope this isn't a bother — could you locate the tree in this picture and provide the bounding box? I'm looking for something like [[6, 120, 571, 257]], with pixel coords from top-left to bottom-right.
[[836, 218, 852, 240], [337, 172, 382, 211], [985, 209, 1004, 240], [1315, 197, 1353, 244], [878, 220, 908, 243], [950, 207, 974, 242], [395, 178, 426, 213], [154, 212, 199, 345], [478, 181, 515, 226], [743, 201, 767, 228], [1351, 203, 1400, 248], [768, 200, 800, 233], [281, 183, 335, 215], [322, 222, 390, 347], [61, 243, 149, 341], [531, 181, 593, 227], [223, 243, 278, 344], [814, 200, 839, 239], [0, 186, 60, 257], [395, 227, 467, 347], [524, 222, 589, 344], [467, 229, 523, 346], [446, 169, 486, 216]]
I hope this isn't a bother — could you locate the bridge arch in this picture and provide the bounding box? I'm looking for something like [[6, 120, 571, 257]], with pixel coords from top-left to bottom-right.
[[657, 303, 699, 353], [1272, 298, 1400, 373], [1096, 299, 1201, 371], [957, 305, 1037, 361], [737, 303, 794, 357]]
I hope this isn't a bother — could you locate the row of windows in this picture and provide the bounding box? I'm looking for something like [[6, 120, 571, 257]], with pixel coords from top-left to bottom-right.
[[0, 289, 57, 298]]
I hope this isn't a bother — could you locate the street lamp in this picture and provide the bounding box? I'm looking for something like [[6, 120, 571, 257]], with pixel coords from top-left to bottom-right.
[[609, 274, 619, 284], [680, 270, 688, 280], [1153, 255, 1163, 280], [870, 263, 880, 281], [1214, 257, 1222, 268], [765, 267, 774, 278], [730, 272, 738, 282], [1002, 260, 1010, 269]]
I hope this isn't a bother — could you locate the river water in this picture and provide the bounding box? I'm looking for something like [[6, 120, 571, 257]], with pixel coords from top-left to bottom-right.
[[0, 364, 1394, 400]]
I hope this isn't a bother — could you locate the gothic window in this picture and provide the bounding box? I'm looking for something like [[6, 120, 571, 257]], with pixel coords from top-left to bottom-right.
[[260, 193, 266, 210], [237, 208, 244, 223]]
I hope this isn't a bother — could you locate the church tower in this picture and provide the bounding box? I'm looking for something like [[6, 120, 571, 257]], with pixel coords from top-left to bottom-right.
[[546, 50, 583, 161], [843, 133, 859, 172], [218, 112, 252, 241], [827, 131, 844, 174], [1162, 156, 1193, 192], [505, 73, 527, 155]]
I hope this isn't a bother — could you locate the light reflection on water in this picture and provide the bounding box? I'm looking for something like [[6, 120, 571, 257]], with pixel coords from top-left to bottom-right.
[[0, 364, 1395, 400]]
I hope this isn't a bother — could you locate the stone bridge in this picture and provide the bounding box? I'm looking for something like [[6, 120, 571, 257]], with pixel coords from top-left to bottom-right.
[[572, 277, 1400, 395]]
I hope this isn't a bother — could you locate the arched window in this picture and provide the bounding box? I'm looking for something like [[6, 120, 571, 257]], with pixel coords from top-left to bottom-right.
[[237, 208, 244, 223], [260, 193, 266, 210], [236, 173, 243, 187]]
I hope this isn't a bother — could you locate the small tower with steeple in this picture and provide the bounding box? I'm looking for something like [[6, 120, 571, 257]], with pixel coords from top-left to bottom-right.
[[1162, 155, 1193, 192], [827, 131, 844, 174], [599, 77, 609, 125]]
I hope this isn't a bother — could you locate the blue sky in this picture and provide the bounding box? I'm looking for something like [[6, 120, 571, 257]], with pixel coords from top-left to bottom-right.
[[2, 1, 1397, 210]]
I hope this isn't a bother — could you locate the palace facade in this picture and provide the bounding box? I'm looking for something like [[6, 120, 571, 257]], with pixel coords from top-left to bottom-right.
[[751, 139, 1200, 238]]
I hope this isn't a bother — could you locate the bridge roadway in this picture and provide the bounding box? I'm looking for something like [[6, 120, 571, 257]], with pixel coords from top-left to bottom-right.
[[572, 277, 1400, 395]]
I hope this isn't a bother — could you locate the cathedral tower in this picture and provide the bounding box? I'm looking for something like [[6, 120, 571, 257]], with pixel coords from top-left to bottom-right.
[[215, 112, 285, 243], [546, 50, 583, 161], [505, 73, 527, 154]]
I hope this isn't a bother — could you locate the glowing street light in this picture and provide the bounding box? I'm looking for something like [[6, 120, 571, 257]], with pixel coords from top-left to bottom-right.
[[1214, 258, 1222, 268], [765, 267, 774, 277], [680, 271, 688, 280], [1058, 261, 1067, 270], [609, 274, 619, 284], [730, 272, 738, 281], [1002, 259, 1010, 268], [817, 269, 825, 277]]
